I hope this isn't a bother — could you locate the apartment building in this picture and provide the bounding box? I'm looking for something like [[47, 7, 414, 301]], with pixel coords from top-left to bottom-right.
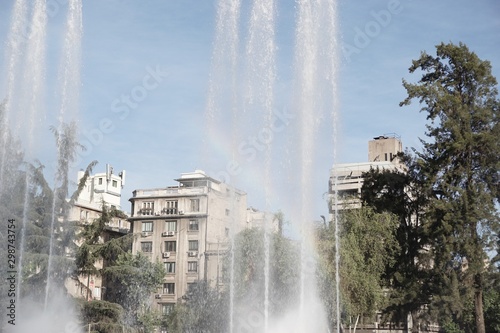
[[329, 134, 404, 213], [128, 170, 247, 315], [66, 164, 129, 300]]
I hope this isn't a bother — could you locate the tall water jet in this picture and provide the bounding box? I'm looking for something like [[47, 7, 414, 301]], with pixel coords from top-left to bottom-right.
[[16, 0, 48, 307], [205, 0, 338, 331], [317, 0, 341, 330], [0, 1, 84, 331], [45, 0, 83, 309], [204, 1, 242, 331], [0, 0, 27, 188], [244, 0, 276, 330]]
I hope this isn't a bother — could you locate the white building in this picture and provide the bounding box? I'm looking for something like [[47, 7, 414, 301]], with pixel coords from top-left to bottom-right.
[[128, 170, 247, 315]]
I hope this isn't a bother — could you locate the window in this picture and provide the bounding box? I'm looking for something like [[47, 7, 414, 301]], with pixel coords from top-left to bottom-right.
[[187, 261, 198, 273], [112, 180, 117, 187], [141, 242, 152, 253], [93, 286, 101, 299], [142, 221, 153, 232], [188, 219, 199, 231], [165, 262, 175, 273], [162, 303, 175, 315], [188, 240, 198, 251], [190, 199, 200, 212], [163, 283, 175, 295], [98, 178, 103, 185], [165, 241, 176, 252], [225, 209, 230, 216], [165, 221, 177, 232], [164, 200, 178, 215], [142, 201, 154, 215]]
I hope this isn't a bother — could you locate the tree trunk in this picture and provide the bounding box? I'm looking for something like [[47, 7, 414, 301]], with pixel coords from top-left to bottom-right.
[[474, 287, 485, 333], [86, 273, 90, 301], [411, 309, 419, 333], [353, 315, 359, 333]]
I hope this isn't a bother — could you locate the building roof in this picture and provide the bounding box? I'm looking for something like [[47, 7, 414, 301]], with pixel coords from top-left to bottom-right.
[[332, 161, 399, 172]]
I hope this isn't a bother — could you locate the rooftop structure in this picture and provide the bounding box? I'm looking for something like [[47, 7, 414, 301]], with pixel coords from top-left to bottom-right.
[[330, 135, 405, 213]]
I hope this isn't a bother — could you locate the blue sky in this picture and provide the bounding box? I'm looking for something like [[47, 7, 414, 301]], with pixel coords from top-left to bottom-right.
[[1, 0, 499, 218]]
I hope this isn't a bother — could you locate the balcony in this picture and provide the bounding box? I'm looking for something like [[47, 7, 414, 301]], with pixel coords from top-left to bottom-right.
[[138, 208, 154, 216], [161, 208, 178, 215]]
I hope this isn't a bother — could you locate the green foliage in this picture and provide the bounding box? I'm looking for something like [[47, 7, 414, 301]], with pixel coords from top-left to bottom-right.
[[165, 281, 229, 333], [165, 225, 298, 333], [103, 251, 166, 326], [50, 122, 86, 216], [136, 308, 165, 333], [400, 42, 500, 333], [229, 227, 300, 319], [361, 166, 434, 327], [79, 299, 124, 333], [483, 283, 500, 333], [0, 118, 91, 301], [441, 320, 465, 333], [74, 203, 131, 276], [317, 207, 399, 330]]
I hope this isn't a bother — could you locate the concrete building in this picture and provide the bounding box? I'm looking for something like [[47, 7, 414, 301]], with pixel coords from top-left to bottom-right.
[[246, 206, 281, 233], [329, 134, 405, 213], [368, 134, 403, 164], [128, 170, 247, 315], [66, 164, 129, 301]]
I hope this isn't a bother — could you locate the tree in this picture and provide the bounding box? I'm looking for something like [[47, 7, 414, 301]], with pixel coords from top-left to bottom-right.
[[318, 207, 399, 333], [103, 252, 166, 327], [78, 299, 125, 333], [4, 121, 91, 302], [74, 200, 130, 301], [361, 166, 434, 330], [400, 42, 500, 333], [229, 227, 300, 324], [165, 281, 229, 333]]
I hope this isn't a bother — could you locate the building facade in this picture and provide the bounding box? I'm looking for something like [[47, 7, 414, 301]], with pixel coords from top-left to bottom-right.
[[128, 170, 247, 314], [66, 164, 129, 301], [329, 134, 404, 214]]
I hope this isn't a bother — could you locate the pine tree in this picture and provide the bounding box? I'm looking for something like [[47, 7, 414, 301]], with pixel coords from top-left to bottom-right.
[[361, 165, 433, 330], [400, 42, 500, 333]]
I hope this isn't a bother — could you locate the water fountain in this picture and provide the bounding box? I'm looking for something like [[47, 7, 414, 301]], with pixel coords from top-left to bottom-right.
[[205, 0, 339, 332], [0, 1, 83, 332], [1, 0, 340, 331]]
